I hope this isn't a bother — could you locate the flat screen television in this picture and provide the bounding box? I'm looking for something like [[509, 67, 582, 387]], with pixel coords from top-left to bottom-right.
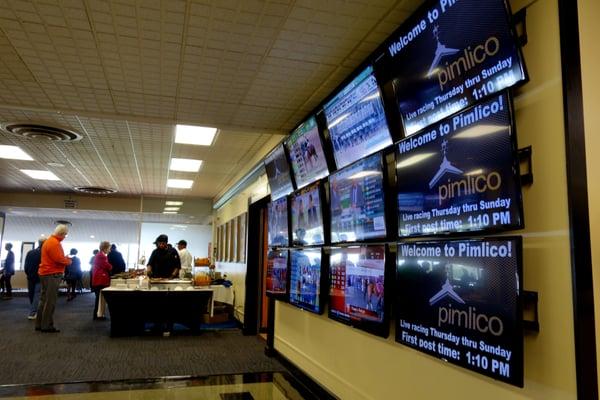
[[395, 236, 523, 387], [323, 65, 393, 169], [289, 248, 326, 314], [266, 249, 289, 297], [285, 116, 329, 189], [290, 182, 325, 247], [329, 245, 389, 337], [329, 152, 387, 243], [376, 0, 527, 135], [396, 91, 523, 237], [268, 196, 289, 247], [264, 145, 294, 200]]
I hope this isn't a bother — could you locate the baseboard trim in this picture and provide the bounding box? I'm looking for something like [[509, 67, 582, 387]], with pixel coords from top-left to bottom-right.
[[271, 349, 338, 400]]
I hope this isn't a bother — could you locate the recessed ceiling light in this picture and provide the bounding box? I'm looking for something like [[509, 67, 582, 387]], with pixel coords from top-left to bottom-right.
[[20, 169, 61, 181], [90, 235, 95, 239], [167, 179, 193, 189], [0, 145, 33, 160], [165, 201, 183, 206], [47, 162, 65, 167], [164, 207, 180, 211], [170, 158, 202, 172], [175, 124, 217, 146], [163, 211, 178, 214]]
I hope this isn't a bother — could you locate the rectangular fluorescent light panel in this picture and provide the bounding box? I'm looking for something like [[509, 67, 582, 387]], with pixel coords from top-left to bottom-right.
[[165, 201, 183, 206], [170, 158, 203, 172], [163, 211, 178, 214], [175, 124, 217, 146], [167, 179, 193, 189], [164, 207, 180, 211], [20, 169, 60, 181], [0, 145, 33, 160]]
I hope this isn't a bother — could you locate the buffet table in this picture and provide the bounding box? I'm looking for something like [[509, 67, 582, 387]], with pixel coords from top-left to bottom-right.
[[100, 287, 213, 336]]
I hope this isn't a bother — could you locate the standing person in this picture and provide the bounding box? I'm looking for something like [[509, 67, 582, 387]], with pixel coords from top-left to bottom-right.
[[24, 238, 45, 319], [36, 224, 72, 333], [91, 241, 112, 320], [107, 244, 126, 276], [146, 234, 180, 279], [64, 248, 82, 301], [0, 243, 15, 299], [88, 249, 98, 289], [176, 240, 193, 278]]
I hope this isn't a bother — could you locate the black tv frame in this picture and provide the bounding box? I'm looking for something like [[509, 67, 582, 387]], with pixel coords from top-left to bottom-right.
[[394, 90, 525, 238], [290, 180, 330, 248], [265, 248, 290, 301], [374, 0, 530, 139], [394, 235, 524, 387], [289, 247, 329, 315], [264, 143, 296, 201], [267, 196, 291, 248], [327, 243, 393, 338], [328, 151, 391, 245]]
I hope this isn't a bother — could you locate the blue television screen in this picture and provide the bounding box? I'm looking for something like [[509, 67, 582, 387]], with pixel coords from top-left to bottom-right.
[[329, 153, 387, 243], [289, 248, 324, 314], [396, 92, 522, 237], [264, 145, 294, 200], [324, 66, 393, 169], [285, 117, 329, 189], [268, 197, 289, 247], [377, 0, 526, 135], [329, 245, 388, 337], [291, 182, 325, 246]]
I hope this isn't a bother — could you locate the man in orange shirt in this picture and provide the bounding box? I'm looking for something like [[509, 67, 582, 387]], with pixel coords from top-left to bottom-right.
[[35, 224, 72, 333]]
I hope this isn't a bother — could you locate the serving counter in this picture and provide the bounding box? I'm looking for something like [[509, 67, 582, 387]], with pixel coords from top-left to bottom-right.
[[98, 279, 233, 337]]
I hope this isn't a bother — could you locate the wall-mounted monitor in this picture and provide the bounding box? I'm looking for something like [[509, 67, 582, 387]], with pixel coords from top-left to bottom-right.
[[285, 116, 329, 189], [376, 0, 527, 135], [329, 245, 389, 337], [266, 249, 289, 297], [264, 145, 294, 200], [323, 66, 393, 169], [395, 237, 523, 387], [396, 92, 523, 237], [329, 152, 387, 243], [289, 248, 326, 314], [268, 196, 289, 247], [290, 182, 325, 247]]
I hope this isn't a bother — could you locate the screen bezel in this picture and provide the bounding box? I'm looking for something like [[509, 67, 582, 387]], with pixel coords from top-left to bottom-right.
[[394, 90, 525, 238], [327, 243, 392, 338], [266, 248, 290, 300], [394, 235, 524, 387], [322, 65, 395, 170], [264, 144, 296, 201], [267, 196, 290, 248], [374, 0, 529, 139], [288, 247, 328, 315], [285, 116, 331, 190], [290, 180, 330, 247], [328, 151, 390, 245]]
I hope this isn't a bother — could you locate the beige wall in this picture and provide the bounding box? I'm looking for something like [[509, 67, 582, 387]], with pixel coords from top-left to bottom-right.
[[273, 0, 578, 398], [579, 0, 600, 387]]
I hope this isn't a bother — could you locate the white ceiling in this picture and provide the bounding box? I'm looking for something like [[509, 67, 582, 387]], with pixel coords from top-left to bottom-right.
[[0, 0, 423, 201]]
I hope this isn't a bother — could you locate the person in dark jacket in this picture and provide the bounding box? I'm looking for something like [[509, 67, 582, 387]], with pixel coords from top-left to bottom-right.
[[64, 248, 82, 301], [146, 234, 180, 279], [107, 244, 126, 276], [92, 241, 112, 320], [24, 238, 45, 318], [1, 243, 15, 299]]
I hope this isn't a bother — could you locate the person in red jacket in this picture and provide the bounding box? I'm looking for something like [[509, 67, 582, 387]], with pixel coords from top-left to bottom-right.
[[92, 241, 112, 320], [35, 224, 72, 333]]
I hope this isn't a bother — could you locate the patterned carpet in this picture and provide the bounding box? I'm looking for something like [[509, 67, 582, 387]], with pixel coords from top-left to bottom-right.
[[0, 292, 284, 386]]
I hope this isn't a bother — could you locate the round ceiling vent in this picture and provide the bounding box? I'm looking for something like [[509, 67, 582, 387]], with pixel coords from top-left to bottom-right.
[[74, 186, 117, 195], [1, 123, 83, 142]]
